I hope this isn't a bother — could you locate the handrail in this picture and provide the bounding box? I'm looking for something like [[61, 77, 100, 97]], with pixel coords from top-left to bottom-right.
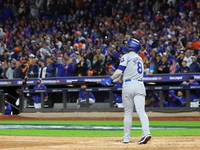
[[20, 85, 200, 93]]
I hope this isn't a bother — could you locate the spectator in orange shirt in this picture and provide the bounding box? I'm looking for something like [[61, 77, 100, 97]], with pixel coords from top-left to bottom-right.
[[192, 37, 200, 50]]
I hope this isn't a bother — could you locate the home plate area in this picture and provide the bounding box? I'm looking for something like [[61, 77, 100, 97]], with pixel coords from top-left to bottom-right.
[[0, 136, 200, 150]]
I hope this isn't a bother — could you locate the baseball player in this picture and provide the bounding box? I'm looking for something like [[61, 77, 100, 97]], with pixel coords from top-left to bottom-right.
[[101, 38, 151, 144]]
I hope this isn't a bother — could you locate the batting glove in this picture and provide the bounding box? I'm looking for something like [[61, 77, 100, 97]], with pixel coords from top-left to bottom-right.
[[101, 77, 113, 86]]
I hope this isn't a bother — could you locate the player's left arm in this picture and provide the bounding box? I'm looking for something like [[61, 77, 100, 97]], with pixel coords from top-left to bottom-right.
[[101, 55, 127, 86]]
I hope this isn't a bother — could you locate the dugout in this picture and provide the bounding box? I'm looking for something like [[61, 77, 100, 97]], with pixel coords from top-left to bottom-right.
[[0, 73, 200, 115]]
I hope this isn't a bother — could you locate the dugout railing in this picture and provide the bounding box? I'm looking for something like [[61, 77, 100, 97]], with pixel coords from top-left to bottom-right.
[[17, 85, 200, 113]]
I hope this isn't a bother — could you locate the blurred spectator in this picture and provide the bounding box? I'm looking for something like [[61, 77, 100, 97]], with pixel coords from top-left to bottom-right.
[[77, 84, 95, 108], [2, 61, 8, 79], [183, 49, 192, 67], [170, 58, 180, 74], [46, 58, 56, 77], [0, 0, 198, 78], [153, 53, 162, 74], [38, 59, 47, 78], [177, 90, 186, 107], [95, 49, 105, 66], [92, 54, 102, 71], [157, 55, 170, 74], [197, 50, 200, 64], [33, 78, 48, 109], [75, 55, 88, 76], [0, 62, 3, 79], [13, 61, 23, 78], [143, 63, 150, 75], [189, 56, 200, 73], [65, 58, 75, 76], [181, 76, 199, 107], [6, 62, 15, 79], [177, 50, 185, 67], [53, 58, 68, 77], [27, 59, 39, 78], [180, 60, 189, 73]]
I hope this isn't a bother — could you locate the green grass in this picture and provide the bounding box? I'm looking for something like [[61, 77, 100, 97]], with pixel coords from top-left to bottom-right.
[[0, 129, 199, 137], [0, 120, 199, 126], [0, 120, 199, 137]]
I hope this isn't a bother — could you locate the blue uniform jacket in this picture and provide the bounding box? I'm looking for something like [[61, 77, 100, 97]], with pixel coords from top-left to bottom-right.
[[5, 103, 12, 115], [180, 96, 186, 106], [188, 81, 200, 102], [167, 90, 182, 107], [152, 93, 160, 107], [65, 63, 75, 76], [53, 63, 67, 77], [113, 82, 123, 103], [78, 91, 95, 101], [33, 84, 48, 103]]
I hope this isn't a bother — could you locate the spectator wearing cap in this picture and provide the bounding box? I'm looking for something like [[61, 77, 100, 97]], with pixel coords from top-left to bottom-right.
[[181, 76, 200, 107], [151, 93, 161, 107], [165, 90, 182, 107], [189, 56, 200, 73], [183, 49, 192, 67], [27, 58, 39, 78], [170, 58, 180, 74], [38, 60, 47, 78], [13, 61, 23, 79], [46, 58, 56, 77], [65, 58, 75, 76], [53, 58, 68, 77], [177, 50, 185, 67], [153, 53, 162, 74], [157, 55, 170, 74], [33, 78, 48, 109], [180, 60, 189, 73], [6, 62, 15, 79], [27, 50, 35, 58]]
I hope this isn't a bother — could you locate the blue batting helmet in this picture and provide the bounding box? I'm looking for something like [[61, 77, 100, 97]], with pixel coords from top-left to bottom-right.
[[126, 38, 141, 52]]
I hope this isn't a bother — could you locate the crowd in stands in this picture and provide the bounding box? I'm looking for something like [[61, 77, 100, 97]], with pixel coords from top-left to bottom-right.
[[0, 0, 200, 79]]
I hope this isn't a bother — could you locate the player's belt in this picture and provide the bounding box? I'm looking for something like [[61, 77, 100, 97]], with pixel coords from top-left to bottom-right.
[[125, 79, 143, 82]]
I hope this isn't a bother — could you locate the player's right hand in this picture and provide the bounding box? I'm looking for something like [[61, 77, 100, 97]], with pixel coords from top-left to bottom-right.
[[101, 77, 113, 86]]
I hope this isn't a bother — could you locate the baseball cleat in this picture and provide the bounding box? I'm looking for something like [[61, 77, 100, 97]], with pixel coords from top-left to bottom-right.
[[138, 134, 151, 144], [122, 138, 130, 143]]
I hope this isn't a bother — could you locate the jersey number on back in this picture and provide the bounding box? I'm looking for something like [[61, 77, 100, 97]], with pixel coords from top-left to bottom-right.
[[137, 62, 143, 74]]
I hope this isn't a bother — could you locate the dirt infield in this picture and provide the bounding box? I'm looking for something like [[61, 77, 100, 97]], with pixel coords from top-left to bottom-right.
[[0, 115, 200, 150], [0, 136, 200, 150], [0, 115, 200, 121]]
